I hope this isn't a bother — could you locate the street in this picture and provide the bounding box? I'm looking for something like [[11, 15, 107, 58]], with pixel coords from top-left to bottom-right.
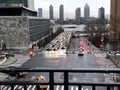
[[0, 34, 117, 90]]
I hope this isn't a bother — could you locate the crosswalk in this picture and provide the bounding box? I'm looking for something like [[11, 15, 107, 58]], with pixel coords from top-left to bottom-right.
[[0, 85, 93, 90]]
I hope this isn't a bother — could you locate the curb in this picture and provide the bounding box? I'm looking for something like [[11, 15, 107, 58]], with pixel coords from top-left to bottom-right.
[[0, 57, 7, 65], [2, 58, 17, 66]]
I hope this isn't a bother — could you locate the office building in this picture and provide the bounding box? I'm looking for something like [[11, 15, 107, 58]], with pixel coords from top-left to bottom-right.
[[38, 8, 42, 17], [84, 3, 90, 19], [49, 5, 54, 20], [110, 0, 120, 41], [28, 0, 34, 10], [75, 7, 81, 24], [0, 0, 34, 10], [0, 0, 28, 7], [98, 7, 105, 19], [0, 7, 37, 16], [59, 4, 64, 21], [0, 16, 50, 49], [0, 0, 51, 49]]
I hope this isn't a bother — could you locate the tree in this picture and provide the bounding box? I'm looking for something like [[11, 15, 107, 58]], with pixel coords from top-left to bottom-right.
[[84, 19, 109, 48]]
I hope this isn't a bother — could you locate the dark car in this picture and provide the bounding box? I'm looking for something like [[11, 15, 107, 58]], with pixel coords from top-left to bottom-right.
[[4, 66, 28, 78]]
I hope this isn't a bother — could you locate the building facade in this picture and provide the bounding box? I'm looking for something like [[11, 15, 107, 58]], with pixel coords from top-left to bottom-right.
[[49, 5, 54, 20], [0, 16, 50, 49], [0, 7, 37, 16], [0, 0, 34, 10], [110, 0, 120, 41], [37, 8, 42, 17], [28, 0, 34, 10], [75, 7, 81, 24], [59, 4, 64, 21], [0, 0, 28, 7], [84, 3, 90, 19], [98, 7, 105, 19]]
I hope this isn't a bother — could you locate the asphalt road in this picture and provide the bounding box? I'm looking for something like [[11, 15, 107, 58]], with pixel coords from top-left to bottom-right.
[[20, 38, 107, 90], [1, 38, 117, 90]]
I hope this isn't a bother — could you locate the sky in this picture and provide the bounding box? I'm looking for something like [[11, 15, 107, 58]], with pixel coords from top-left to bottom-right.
[[34, 0, 110, 19]]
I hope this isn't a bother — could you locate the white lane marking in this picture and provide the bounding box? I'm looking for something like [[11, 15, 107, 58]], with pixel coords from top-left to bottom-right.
[[71, 86, 74, 90], [61, 86, 64, 90], [18, 86, 23, 89], [56, 85, 60, 90], [8, 87, 11, 90], [27, 85, 32, 90], [14, 85, 18, 89], [31, 85, 36, 90], [3, 87, 7, 90], [76, 87, 78, 90], [46, 86, 49, 90]]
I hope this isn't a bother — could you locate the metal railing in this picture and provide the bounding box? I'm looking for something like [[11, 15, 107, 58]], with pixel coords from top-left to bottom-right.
[[0, 68, 120, 90]]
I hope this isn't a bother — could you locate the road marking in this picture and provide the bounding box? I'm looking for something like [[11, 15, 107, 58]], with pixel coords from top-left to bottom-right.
[[71, 86, 74, 90], [56, 85, 60, 90], [18, 86, 23, 89], [27, 85, 32, 90], [1, 85, 93, 90], [76, 87, 78, 90], [31, 85, 36, 90], [46, 86, 49, 90], [61, 86, 64, 90], [14, 85, 18, 89], [8, 87, 11, 90]]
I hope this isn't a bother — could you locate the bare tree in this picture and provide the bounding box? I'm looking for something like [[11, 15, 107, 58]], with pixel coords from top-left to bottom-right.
[[84, 19, 109, 48]]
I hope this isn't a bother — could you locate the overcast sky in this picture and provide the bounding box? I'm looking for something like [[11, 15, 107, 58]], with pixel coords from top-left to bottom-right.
[[34, 0, 110, 19]]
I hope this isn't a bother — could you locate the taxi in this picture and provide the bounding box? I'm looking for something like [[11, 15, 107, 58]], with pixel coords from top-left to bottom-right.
[[36, 75, 48, 90]]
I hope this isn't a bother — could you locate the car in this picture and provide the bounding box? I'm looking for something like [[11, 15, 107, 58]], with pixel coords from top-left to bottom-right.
[[46, 44, 52, 51], [52, 46, 58, 51], [4, 66, 28, 78], [36, 75, 48, 90], [87, 50, 92, 54], [78, 50, 84, 56]]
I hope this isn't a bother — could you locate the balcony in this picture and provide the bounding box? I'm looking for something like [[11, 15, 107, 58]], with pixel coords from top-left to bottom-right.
[[0, 68, 120, 90]]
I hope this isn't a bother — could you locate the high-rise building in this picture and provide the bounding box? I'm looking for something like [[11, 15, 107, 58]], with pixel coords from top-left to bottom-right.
[[75, 7, 81, 24], [0, 0, 34, 10], [84, 3, 90, 19], [110, 0, 120, 41], [28, 0, 34, 10], [98, 7, 105, 19], [59, 4, 64, 21], [0, 0, 28, 7], [38, 8, 42, 17], [49, 5, 54, 20]]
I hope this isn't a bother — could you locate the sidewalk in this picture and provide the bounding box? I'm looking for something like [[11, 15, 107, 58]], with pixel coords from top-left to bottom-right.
[[0, 54, 30, 66], [82, 37, 117, 68]]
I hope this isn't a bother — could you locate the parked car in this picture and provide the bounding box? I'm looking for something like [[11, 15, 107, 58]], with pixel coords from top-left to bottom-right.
[[4, 66, 28, 78], [36, 75, 48, 90], [78, 50, 84, 56], [106, 51, 120, 58]]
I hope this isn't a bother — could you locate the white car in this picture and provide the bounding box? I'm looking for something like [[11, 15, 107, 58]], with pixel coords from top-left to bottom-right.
[[78, 50, 84, 56]]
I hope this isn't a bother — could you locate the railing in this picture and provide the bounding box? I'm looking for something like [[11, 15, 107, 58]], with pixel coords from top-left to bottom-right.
[[0, 68, 120, 90]]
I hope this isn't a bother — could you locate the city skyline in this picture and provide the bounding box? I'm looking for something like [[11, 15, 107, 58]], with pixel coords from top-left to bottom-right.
[[34, 0, 110, 19]]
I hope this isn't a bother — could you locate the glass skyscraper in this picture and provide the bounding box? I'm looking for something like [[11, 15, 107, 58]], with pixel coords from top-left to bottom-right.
[[0, 0, 28, 7]]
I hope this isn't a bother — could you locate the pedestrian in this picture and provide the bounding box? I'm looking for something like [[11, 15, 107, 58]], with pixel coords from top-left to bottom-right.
[[28, 49, 34, 58]]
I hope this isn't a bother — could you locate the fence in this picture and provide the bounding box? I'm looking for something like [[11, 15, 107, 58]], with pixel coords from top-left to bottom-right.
[[0, 68, 120, 90]]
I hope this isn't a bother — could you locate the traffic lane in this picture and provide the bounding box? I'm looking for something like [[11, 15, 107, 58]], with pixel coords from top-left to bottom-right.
[[19, 52, 105, 83]]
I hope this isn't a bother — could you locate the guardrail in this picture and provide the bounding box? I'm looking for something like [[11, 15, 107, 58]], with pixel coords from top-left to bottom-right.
[[0, 68, 120, 90]]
